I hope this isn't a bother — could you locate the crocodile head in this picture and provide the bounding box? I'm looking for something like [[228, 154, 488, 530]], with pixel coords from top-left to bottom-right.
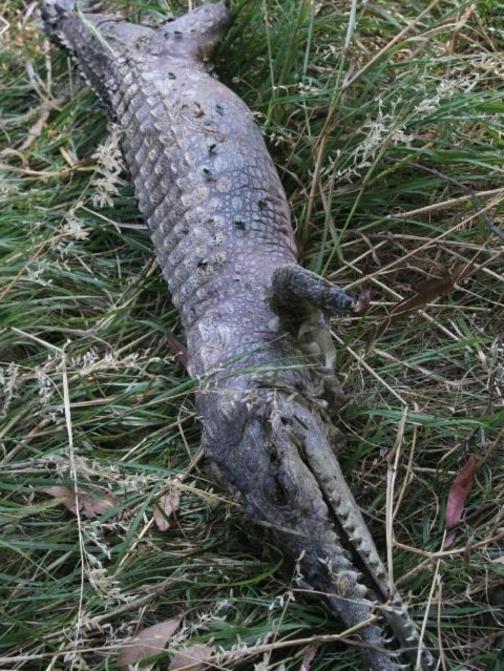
[[198, 376, 434, 670]]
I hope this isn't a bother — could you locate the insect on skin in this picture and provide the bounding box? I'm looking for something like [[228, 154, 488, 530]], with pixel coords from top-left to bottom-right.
[[41, 2, 435, 669]]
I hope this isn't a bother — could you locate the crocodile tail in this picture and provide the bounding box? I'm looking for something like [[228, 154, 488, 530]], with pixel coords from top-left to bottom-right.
[[41, 1, 230, 96], [41, 2, 155, 110]]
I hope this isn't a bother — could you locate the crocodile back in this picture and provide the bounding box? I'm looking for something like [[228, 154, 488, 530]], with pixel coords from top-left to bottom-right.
[[116, 60, 297, 332], [46, 4, 298, 375]]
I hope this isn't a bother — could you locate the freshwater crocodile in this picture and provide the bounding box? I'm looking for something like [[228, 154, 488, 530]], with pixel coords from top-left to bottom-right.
[[41, 2, 434, 669]]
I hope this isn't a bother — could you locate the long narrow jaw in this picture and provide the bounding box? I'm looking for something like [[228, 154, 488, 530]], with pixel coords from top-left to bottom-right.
[[200, 386, 434, 670]]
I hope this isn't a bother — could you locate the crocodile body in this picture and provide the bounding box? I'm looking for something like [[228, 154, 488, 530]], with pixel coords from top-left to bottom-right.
[[42, 3, 434, 669]]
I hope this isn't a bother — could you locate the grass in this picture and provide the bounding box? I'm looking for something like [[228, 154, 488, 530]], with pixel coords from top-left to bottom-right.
[[1, 0, 503, 669]]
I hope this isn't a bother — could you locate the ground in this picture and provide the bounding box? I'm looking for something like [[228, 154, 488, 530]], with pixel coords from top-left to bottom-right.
[[1, 1, 503, 670]]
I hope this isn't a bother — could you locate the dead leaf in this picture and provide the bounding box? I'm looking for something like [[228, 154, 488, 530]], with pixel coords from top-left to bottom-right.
[[492, 556, 504, 565], [42, 484, 116, 519], [166, 335, 189, 371], [169, 643, 214, 671], [444, 456, 479, 548], [153, 489, 181, 531], [373, 262, 475, 341], [118, 618, 182, 669]]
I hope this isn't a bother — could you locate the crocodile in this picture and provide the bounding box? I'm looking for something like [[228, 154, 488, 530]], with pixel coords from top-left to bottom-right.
[[41, 2, 434, 669]]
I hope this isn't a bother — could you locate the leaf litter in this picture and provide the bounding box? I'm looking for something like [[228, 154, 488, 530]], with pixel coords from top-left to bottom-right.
[[118, 617, 182, 669], [42, 484, 117, 518], [153, 487, 181, 531]]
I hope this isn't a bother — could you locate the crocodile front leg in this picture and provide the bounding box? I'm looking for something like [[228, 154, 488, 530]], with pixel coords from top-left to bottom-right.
[[271, 264, 355, 315]]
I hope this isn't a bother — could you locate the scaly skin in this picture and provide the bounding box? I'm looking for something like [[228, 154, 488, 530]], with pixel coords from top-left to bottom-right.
[[41, 3, 434, 669]]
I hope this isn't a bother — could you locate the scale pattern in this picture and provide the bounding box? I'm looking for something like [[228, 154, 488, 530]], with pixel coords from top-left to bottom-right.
[[119, 63, 297, 335], [41, 3, 435, 669]]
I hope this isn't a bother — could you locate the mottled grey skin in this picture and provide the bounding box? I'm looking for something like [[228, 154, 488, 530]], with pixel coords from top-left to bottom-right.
[[41, 3, 434, 669]]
